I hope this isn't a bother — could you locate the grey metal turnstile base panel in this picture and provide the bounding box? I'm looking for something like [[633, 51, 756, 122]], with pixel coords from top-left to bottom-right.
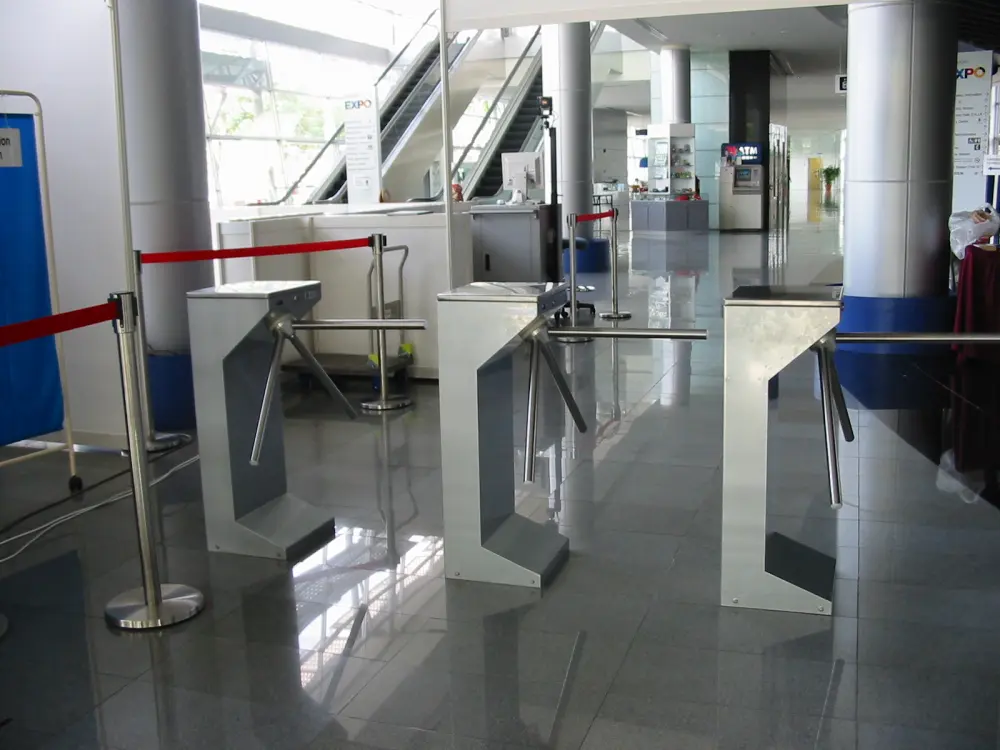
[[188, 280, 337, 560], [438, 282, 570, 588], [721, 285, 843, 615]]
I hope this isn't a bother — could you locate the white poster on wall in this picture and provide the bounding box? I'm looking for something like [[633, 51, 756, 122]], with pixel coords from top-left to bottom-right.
[[952, 51, 992, 213], [343, 92, 382, 205]]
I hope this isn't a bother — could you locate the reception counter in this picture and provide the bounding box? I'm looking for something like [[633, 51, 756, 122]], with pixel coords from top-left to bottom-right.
[[631, 198, 709, 232]]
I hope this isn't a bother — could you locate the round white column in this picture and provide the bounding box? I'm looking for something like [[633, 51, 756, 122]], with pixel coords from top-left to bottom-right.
[[118, 0, 213, 352], [543, 23, 594, 239], [660, 47, 691, 124], [843, 0, 956, 308]]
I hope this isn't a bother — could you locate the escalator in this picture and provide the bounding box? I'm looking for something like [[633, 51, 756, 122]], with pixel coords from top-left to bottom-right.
[[459, 22, 606, 201], [313, 43, 441, 203], [471, 72, 543, 198]]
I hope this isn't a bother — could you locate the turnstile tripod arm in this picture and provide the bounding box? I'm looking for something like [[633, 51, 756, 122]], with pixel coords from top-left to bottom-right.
[[250, 333, 286, 467], [285, 331, 359, 420], [523, 338, 542, 483], [536, 333, 588, 435]]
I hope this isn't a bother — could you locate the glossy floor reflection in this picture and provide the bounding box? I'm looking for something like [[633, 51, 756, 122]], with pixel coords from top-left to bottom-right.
[[3, 203, 1000, 748]]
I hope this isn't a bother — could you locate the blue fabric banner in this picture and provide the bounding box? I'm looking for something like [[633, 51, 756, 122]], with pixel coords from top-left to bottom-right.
[[0, 113, 63, 445]]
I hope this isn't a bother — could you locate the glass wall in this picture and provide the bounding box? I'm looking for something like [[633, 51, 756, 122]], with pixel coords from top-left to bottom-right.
[[690, 51, 730, 230]]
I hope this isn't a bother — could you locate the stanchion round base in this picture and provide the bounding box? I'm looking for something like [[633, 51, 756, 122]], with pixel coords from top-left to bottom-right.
[[599, 311, 633, 321], [105, 584, 205, 631], [0, 613, 8, 641], [147, 432, 192, 454], [361, 395, 413, 412], [121, 432, 192, 458]]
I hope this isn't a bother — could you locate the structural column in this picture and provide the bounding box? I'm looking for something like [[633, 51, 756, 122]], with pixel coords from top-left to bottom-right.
[[542, 23, 593, 238], [842, 0, 957, 341], [118, 0, 213, 377], [660, 48, 691, 125]]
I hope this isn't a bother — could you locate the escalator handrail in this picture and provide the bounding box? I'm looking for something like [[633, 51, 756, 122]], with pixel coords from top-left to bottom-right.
[[264, 10, 439, 206], [328, 29, 484, 203], [450, 27, 541, 185], [309, 31, 460, 204], [464, 21, 607, 199]]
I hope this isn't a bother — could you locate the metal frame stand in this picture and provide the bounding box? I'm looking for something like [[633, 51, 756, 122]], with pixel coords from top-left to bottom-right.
[[599, 208, 631, 321], [363, 234, 412, 412], [105, 292, 204, 630]]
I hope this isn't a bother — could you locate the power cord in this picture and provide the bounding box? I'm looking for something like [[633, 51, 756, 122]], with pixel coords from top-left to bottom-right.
[[0, 454, 200, 565], [0, 442, 189, 537]]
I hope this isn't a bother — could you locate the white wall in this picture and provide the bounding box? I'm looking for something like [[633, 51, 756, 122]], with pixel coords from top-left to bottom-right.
[[593, 109, 627, 182], [2, 0, 128, 446]]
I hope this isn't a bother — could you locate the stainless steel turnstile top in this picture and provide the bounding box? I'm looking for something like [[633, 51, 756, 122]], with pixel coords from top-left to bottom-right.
[[725, 285, 843, 307], [438, 281, 568, 303], [188, 280, 320, 300]]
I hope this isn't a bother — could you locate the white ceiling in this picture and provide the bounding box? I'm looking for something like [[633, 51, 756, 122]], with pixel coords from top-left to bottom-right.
[[614, 5, 847, 75]]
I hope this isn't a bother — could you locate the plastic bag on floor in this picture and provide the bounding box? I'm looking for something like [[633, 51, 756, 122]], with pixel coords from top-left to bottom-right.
[[949, 204, 999, 259]]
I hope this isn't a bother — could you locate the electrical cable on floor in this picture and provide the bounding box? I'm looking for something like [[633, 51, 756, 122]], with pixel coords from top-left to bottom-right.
[[0, 454, 200, 565], [0, 442, 189, 536]]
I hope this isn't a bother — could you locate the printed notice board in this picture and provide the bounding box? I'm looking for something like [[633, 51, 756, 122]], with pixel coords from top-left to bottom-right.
[[0, 113, 63, 445]]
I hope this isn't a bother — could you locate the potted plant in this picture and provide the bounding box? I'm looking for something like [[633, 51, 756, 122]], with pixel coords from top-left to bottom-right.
[[821, 165, 841, 197]]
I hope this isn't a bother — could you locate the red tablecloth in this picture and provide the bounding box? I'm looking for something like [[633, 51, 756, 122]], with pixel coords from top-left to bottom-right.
[[954, 244, 1000, 363]]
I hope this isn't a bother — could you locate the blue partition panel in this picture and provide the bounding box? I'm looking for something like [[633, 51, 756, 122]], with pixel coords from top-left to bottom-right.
[[0, 114, 63, 445]]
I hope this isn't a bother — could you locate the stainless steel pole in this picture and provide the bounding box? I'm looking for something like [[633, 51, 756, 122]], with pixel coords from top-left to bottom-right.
[[250, 332, 286, 466], [105, 292, 204, 630], [0, 614, 7, 642], [816, 348, 843, 510], [835, 331, 1000, 344], [600, 208, 631, 321], [293, 319, 426, 331], [567, 214, 579, 327], [551, 327, 709, 341], [821, 346, 855, 443], [523, 338, 542, 483], [363, 234, 412, 412]]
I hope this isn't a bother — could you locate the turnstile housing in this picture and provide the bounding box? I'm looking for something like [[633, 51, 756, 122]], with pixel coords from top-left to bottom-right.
[[188, 280, 335, 560], [438, 282, 570, 588]]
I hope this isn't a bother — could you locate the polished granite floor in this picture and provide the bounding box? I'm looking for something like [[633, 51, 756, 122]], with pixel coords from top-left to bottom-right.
[[3, 195, 1000, 748]]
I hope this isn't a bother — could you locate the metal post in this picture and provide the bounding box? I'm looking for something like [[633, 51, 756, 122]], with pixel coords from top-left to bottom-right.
[[534, 331, 588, 434], [0, 613, 7, 642], [599, 208, 631, 321], [363, 234, 412, 411], [105, 292, 204, 630], [523, 338, 542, 483], [250, 332, 286, 467], [816, 347, 843, 510], [567, 214, 579, 327], [132, 251, 189, 453]]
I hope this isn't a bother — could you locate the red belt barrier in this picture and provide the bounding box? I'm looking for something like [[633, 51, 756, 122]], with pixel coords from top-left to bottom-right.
[[575, 209, 615, 224], [141, 236, 371, 265], [0, 302, 119, 349]]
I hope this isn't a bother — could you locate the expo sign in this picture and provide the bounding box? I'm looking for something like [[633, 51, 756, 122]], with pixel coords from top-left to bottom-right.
[[957, 66, 987, 80], [345, 99, 373, 110]]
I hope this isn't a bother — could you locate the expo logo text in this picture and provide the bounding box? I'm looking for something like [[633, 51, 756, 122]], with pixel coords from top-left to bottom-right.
[[345, 99, 373, 110], [957, 67, 987, 79]]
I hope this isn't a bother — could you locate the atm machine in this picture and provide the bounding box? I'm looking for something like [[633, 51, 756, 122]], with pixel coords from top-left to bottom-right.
[[719, 142, 765, 231]]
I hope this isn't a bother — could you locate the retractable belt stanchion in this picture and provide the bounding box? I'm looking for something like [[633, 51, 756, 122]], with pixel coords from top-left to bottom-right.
[[596, 208, 631, 321], [105, 292, 205, 630], [0, 295, 193, 635], [363, 234, 412, 412], [566, 214, 580, 328]]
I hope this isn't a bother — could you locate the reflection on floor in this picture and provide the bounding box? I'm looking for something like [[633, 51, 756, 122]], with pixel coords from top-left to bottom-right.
[[3, 208, 1000, 749]]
